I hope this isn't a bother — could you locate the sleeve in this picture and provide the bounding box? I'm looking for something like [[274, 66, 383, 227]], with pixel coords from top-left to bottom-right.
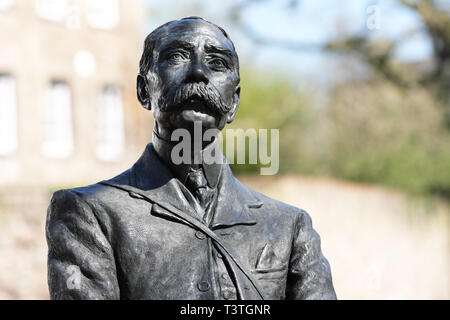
[[285, 209, 337, 300], [46, 189, 120, 300]]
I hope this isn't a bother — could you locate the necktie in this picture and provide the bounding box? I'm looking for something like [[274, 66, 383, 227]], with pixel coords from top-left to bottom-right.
[[185, 165, 214, 211]]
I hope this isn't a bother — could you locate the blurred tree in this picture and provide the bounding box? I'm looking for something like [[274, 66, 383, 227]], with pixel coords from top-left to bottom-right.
[[227, 0, 450, 198], [322, 81, 450, 197], [142, 0, 450, 199], [229, 0, 450, 123], [225, 69, 316, 175]]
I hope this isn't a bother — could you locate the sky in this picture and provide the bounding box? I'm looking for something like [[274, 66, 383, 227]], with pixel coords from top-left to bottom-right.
[[142, 0, 435, 87]]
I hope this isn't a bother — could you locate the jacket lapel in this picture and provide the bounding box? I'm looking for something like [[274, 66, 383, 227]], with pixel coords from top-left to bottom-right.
[[210, 164, 263, 230], [101, 143, 266, 300], [128, 143, 198, 218], [108, 142, 264, 228]]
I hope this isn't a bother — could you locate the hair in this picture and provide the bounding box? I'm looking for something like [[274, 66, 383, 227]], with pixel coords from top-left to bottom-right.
[[139, 17, 239, 76]]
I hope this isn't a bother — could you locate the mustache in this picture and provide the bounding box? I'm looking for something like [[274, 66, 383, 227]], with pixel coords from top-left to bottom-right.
[[158, 82, 231, 115]]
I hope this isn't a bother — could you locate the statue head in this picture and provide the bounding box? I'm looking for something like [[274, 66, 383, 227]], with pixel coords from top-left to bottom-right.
[[137, 17, 240, 139]]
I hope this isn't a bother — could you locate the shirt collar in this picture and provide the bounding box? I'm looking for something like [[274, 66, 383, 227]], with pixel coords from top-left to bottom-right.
[[152, 130, 223, 189]]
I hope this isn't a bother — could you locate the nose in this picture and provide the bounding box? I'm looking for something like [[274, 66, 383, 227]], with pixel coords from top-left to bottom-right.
[[186, 58, 209, 84]]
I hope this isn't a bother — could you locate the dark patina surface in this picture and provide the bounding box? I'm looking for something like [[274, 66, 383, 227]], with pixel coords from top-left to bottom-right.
[[46, 17, 336, 300]]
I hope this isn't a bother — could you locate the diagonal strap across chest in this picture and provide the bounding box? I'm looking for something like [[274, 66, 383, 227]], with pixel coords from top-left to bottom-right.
[[99, 181, 265, 300]]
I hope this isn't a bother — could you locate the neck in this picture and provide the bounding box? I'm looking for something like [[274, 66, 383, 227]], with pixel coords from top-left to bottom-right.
[[153, 122, 220, 165], [152, 124, 224, 188]]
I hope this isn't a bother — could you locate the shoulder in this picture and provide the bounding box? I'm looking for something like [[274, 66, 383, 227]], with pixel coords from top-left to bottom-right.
[[47, 185, 105, 228], [233, 177, 309, 221], [46, 170, 134, 242], [50, 168, 132, 207]]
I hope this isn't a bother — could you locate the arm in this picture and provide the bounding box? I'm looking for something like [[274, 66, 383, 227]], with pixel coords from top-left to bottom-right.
[[46, 189, 120, 299], [286, 209, 337, 300]]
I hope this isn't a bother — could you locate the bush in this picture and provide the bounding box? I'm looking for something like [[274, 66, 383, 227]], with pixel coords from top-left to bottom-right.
[[224, 69, 450, 199], [225, 69, 315, 175], [322, 81, 450, 197]]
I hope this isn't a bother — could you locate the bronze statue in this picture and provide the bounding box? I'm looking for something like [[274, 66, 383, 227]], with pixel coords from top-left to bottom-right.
[[46, 17, 336, 300]]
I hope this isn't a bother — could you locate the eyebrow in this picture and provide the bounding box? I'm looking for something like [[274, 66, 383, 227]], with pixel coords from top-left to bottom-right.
[[204, 43, 234, 59], [160, 40, 195, 52]]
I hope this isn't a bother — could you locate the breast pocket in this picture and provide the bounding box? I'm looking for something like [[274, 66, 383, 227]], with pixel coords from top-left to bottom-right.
[[252, 261, 289, 299], [252, 265, 288, 280], [252, 243, 288, 280]]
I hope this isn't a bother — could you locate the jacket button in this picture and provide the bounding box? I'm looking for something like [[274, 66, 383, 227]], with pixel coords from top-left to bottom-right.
[[197, 281, 210, 292], [195, 231, 206, 240], [216, 252, 223, 259], [223, 291, 232, 300]]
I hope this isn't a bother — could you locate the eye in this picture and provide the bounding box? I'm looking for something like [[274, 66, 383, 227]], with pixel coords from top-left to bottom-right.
[[167, 52, 187, 64], [208, 57, 228, 69]]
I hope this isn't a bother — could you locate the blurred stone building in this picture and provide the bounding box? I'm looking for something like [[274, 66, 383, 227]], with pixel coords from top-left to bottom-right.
[[0, 0, 153, 188]]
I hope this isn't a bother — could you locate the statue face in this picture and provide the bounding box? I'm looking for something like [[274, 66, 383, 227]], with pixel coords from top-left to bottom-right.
[[139, 19, 240, 136]]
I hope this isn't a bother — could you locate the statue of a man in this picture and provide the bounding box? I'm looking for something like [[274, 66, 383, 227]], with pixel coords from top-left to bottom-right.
[[46, 17, 336, 300]]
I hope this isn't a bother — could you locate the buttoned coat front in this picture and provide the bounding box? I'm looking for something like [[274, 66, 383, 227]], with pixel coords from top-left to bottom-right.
[[46, 143, 336, 300]]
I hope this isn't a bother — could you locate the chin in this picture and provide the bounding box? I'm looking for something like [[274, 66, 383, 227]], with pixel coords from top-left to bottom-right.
[[174, 109, 219, 130]]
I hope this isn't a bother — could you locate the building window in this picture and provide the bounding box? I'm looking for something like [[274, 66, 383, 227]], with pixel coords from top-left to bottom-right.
[[96, 85, 124, 162], [0, 0, 14, 11], [85, 0, 120, 30], [73, 50, 96, 78], [35, 0, 69, 22], [41, 81, 73, 159], [0, 74, 17, 156]]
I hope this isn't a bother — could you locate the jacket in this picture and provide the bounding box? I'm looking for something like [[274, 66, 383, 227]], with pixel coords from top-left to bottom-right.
[[46, 143, 336, 300]]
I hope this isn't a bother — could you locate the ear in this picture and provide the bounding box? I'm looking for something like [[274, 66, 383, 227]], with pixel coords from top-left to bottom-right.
[[137, 73, 151, 110], [226, 85, 240, 123]]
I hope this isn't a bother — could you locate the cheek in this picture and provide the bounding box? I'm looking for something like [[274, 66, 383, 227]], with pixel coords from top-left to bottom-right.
[[213, 72, 238, 95], [146, 71, 161, 94], [219, 81, 238, 104], [158, 65, 187, 86]]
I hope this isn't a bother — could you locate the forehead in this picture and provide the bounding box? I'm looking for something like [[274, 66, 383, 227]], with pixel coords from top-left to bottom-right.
[[156, 20, 235, 52]]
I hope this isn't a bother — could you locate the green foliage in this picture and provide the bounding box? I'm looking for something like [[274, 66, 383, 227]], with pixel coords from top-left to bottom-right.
[[228, 69, 450, 200], [320, 81, 450, 197], [224, 69, 315, 175]]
